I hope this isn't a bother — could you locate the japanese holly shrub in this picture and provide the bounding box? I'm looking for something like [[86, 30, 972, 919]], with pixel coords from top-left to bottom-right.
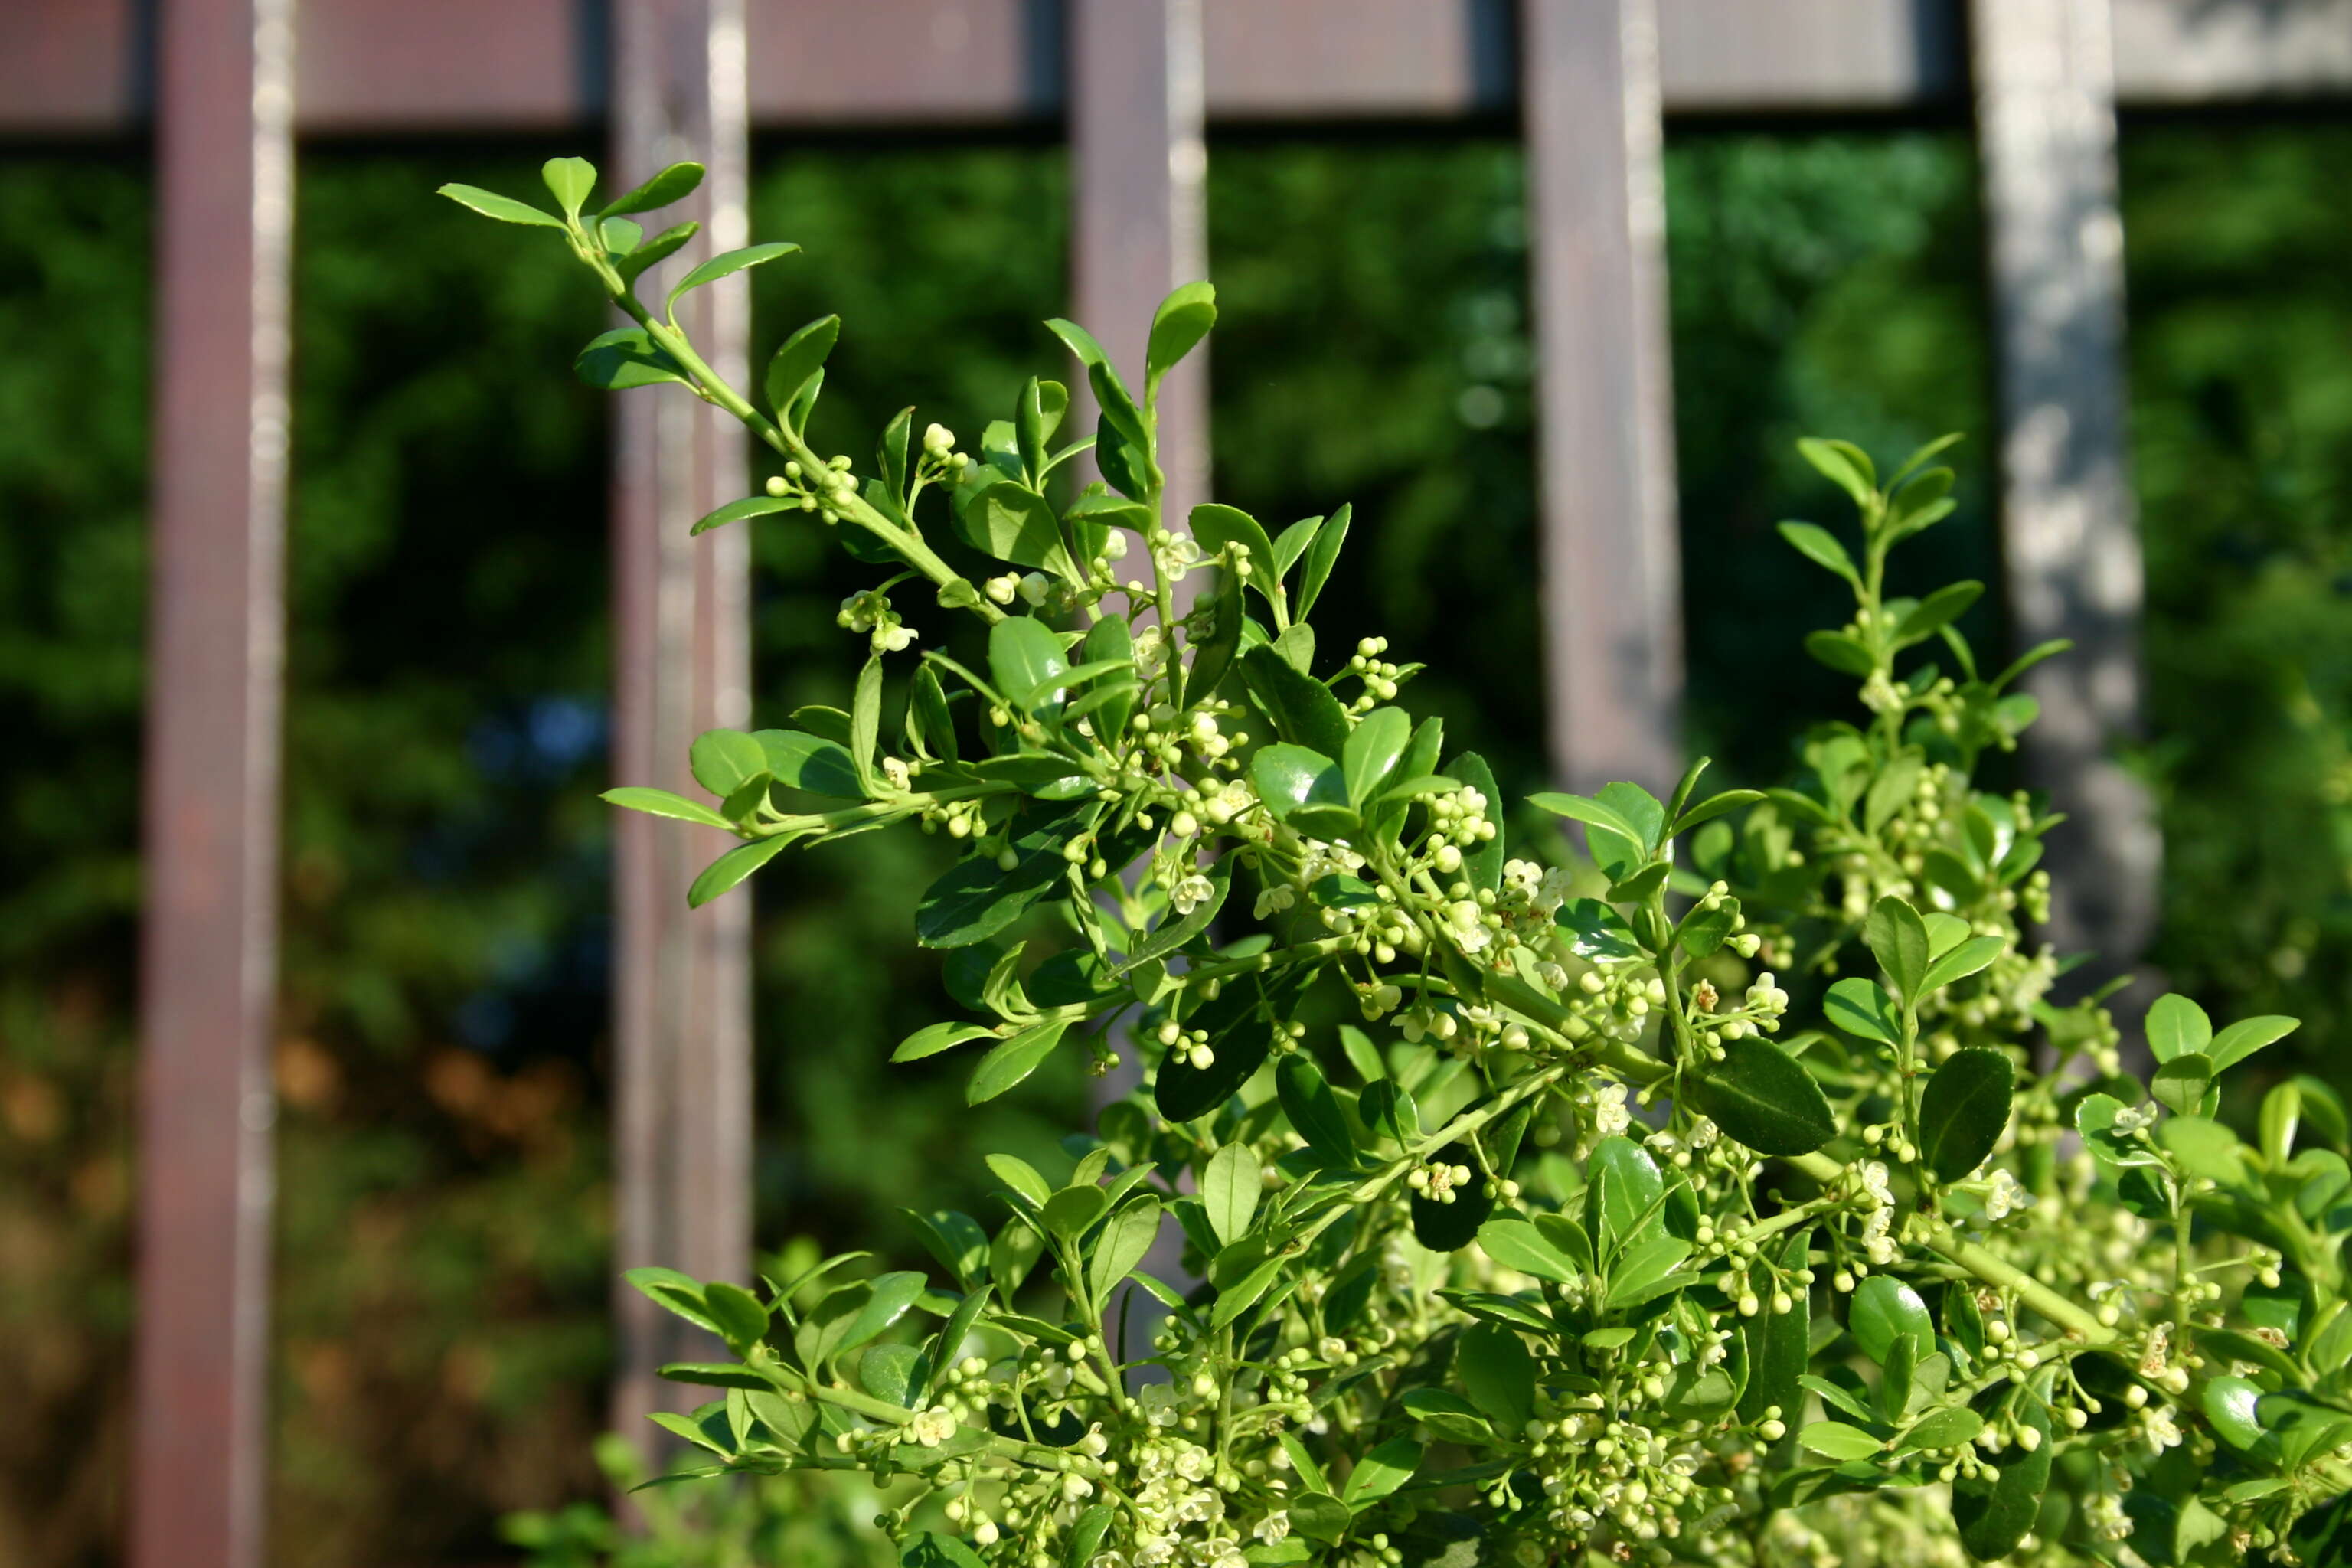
[[446, 158, 2352, 1566]]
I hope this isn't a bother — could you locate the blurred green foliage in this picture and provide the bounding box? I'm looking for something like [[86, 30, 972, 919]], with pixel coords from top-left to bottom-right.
[[5, 119, 2351, 1567]]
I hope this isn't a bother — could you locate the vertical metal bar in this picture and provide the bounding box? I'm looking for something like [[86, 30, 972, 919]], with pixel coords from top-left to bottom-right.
[[1971, 0, 2159, 970], [609, 0, 755, 1445], [130, 0, 294, 1565], [1524, 0, 1684, 799], [1069, 0, 1209, 533]]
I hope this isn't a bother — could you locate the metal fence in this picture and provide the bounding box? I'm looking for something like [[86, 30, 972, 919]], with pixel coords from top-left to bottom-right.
[[8, 1, 2352, 1563]]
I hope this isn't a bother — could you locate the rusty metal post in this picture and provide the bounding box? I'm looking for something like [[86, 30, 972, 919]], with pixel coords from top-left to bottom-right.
[[1971, 0, 2159, 972], [129, 1, 296, 1565], [1069, 0, 1210, 533], [1523, 0, 1684, 799], [608, 0, 756, 1445]]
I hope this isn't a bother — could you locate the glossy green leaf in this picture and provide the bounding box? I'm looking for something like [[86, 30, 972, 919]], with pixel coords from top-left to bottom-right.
[[1358, 1079, 1419, 1145], [1797, 436, 1876, 508], [988, 616, 1070, 714], [985, 1154, 1052, 1209], [1526, 790, 1645, 851], [1824, 978, 1900, 1045], [1203, 1144, 1259, 1248], [600, 160, 704, 217], [1737, 1230, 1812, 1425], [1295, 501, 1351, 620], [2210, 1014, 2300, 1073], [1899, 1406, 1984, 1453], [1776, 520, 1860, 586], [2151, 1054, 2214, 1118], [1896, 580, 1982, 643], [2147, 992, 2213, 1063], [1189, 502, 1277, 586], [1922, 935, 2004, 994], [1604, 1234, 1695, 1308], [439, 182, 565, 228], [1276, 1055, 1357, 1164], [540, 156, 597, 216], [1848, 1276, 1931, 1364], [1475, 1217, 1579, 1285], [1455, 1323, 1534, 1431], [1919, 1048, 2014, 1181], [1952, 1404, 2050, 1560], [1342, 1436, 1421, 1510], [914, 810, 1079, 948], [1236, 645, 1350, 758], [603, 786, 733, 830], [1693, 1038, 1835, 1156], [1798, 1422, 1882, 1462], [576, 327, 689, 390], [1341, 707, 1410, 806], [1865, 895, 1929, 1001], [667, 242, 799, 309], [687, 835, 788, 906], [892, 1021, 994, 1063], [966, 1019, 1069, 1105], [1557, 899, 1643, 964], [765, 315, 840, 416], [1251, 743, 1348, 828], [1449, 752, 1505, 893]]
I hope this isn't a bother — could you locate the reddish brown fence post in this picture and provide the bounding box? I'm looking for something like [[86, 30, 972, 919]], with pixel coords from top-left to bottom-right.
[[129, 2, 296, 1566], [1971, 0, 2159, 973], [1523, 0, 1684, 798], [1070, 0, 1210, 529], [608, 0, 756, 1446]]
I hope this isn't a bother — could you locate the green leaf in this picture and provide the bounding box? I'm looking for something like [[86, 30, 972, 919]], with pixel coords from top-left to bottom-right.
[[1952, 1404, 2050, 1560], [1475, 1217, 1578, 1285], [1295, 501, 1351, 620], [901, 1532, 986, 1568], [1124, 856, 1230, 970], [756, 729, 861, 796], [2151, 1054, 2213, 1118], [1585, 1135, 1666, 1246], [1145, 279, 1216, 387], [1798, 1421, 1882, 1462], [914, 809, 1080, 948], [687, 836, 788, 906], [1797, 436, 1876, 508], [1450, 753, 1506, 892], [1824, 978, 1900, 1045], [1738, 1230, 1812, 1425], [576, 327, 690, 390], [1342, 1436, 1421, 1510], [841, 1271, 927, 1355], [766, 315, 841, 417], [667, 242, 800, 310], [626, 1266, 722, 1334], [1210, 1258, 1282, 1330], [1526, 790, 1645, 851], [1919, 1048, 2014, 1181], [1190, 502, 1279, 586], [1087, 1198, 1162, 1301], [1896, 580, 1982, 643], [1400, 1387, 1493, 1445], [600, 159, 704, 217], [1042, 1183, 1108, 1243], [1899, 1406, 1984, 1453], [859, 1341, 926, 1406], [540, 155, 597, 216], [603, 786, 733, 830], [438, 181, 565, 227], [1673, 789, 1762, 835], [1864, 895, 1930, 1002], [1805, 630, 1874, 676], [2210, 1014, 2300, 1073], [1251, 744, 1348, 828], [1276, 1055, 1357, 1164], [616, 220, 698, 283], [1921, 934, 2004, 993], [1455, 1323, 1534, 1432], [1776, 520, 1860, 587], [1604, 1234, 1695, 1308], [967, 1019, 1069, 1106], [1357, 1079, 1419, 1145], [1848, 1276, 1931, 1364], [988, 616, 1070, 714], [893, 1021, 994, 1063], [1064, 1506, 1115, 1568], [2147, 992, 2213, 1063], [1202, 1144, 1259, 1248], [1236, 645, 1350, 758], [691, 494, 798, 536], [1185, 564, 1244, 702], [1693, 1038, 1835, 1156], [1341, 707, 1410, 806], [1286, 1493, 1351, 1546], [1557, 900, 1643, 964], [984, 1155, 1052, 1209], [1271, 516, 1323, 577], [690, 729, 769, 795]]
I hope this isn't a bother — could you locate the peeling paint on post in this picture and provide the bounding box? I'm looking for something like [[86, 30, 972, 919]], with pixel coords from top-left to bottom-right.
[[1971, 0, 2160, 975], [130, 1, 295, 1565], [609, 0, 756, 1446], [1524, 0, 1684, 799]]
